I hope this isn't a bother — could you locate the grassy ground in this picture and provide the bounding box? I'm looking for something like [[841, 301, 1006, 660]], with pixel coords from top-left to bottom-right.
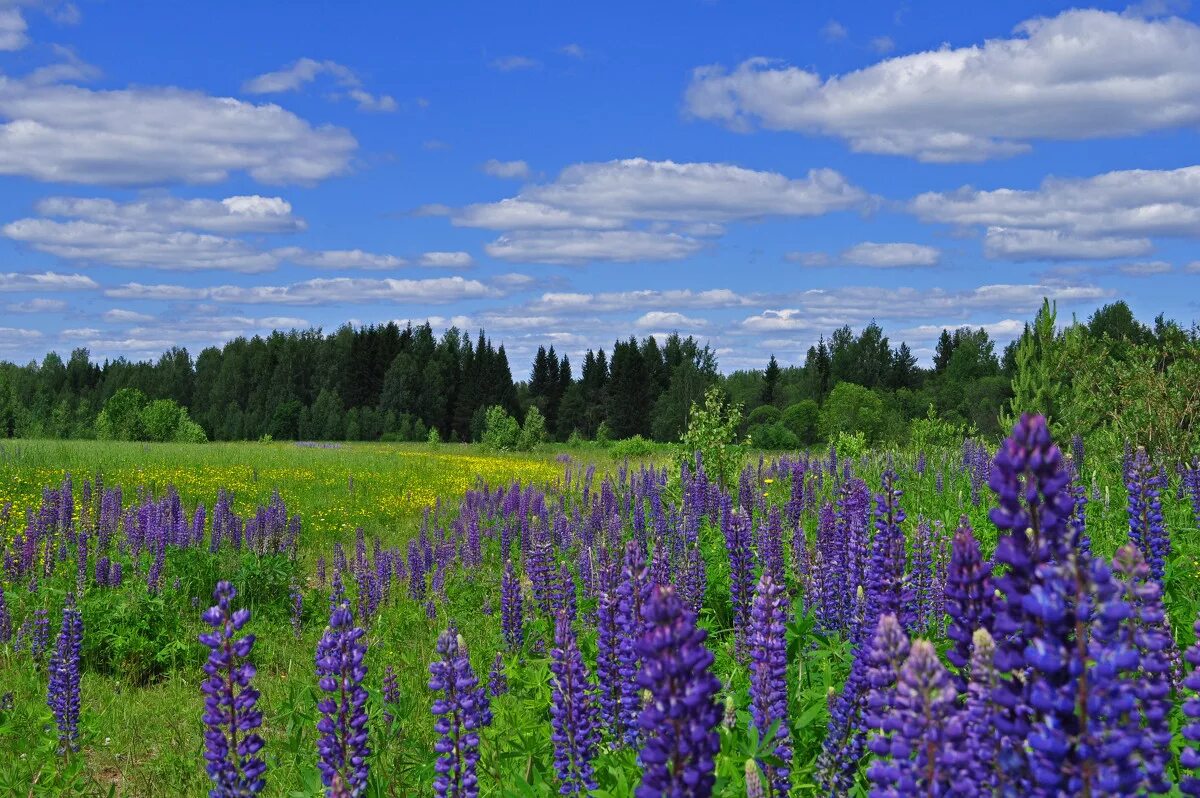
[[0, 438, 1197, 796]]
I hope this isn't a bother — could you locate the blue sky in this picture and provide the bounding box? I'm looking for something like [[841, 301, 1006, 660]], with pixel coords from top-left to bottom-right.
[[1, 0, 1198, 372]]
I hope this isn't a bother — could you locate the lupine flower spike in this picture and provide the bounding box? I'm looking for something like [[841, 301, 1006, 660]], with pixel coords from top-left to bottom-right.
[[315, 592, 370, 796]]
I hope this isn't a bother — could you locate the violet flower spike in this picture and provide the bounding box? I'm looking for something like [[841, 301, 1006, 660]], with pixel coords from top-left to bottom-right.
[[315, 596, 370, 796]]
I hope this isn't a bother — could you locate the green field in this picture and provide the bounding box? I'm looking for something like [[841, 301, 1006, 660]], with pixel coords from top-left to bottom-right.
[[1, 435, 1199, 796]]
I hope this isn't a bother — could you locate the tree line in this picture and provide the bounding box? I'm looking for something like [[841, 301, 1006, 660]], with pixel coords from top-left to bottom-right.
[[0, 301, 1194, 447]]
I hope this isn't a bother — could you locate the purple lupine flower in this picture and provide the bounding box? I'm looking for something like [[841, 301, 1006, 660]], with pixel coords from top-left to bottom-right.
[[408, 540, 426, 602], [382, 665, 401, 726], [1181, 609, 1200, 795], [199, 581, 266, 795], [745, 760, 765, 798], [903, 516, 934, 633], [317, 556, 327, 587], [558, 564, 577, 626], [488, 652, 508, 697], [1125, 445, 1169, 584], [616, 539, 651, 746], [723, 507, 756, 653], [944, 517, 993, 680], [0, 584, 11, 644], [500, 559, 523, 652], [75, 532, 87, 597], [1113, 545, 1173, 794], [47, 594, 83, 754], [429, 625, 489, 798], [759, 506, 785, 584], [549, 611, 599, 796], [595, 585, 627, 743], [676, 542, 706, 615], [634, 585, 722, 798], [747, 572, 791, 796], [869, 639, 959, 794], [1071, 433, 1085, 473], [526, 533, 556, 617], [290, 587, 304, 639], [864, 469, 906, 641], [30, 607, 49, 666], [956, 628, 999, 795], [987, 414, 1077, 789], [1186, 457, 1200, 530], [315, 594, 370, 796], [862, 613, 910, 740], [935, 469, 944, 494]]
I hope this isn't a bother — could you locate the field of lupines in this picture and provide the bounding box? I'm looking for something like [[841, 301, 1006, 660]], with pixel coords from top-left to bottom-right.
[[2, 419, 1200, 796]]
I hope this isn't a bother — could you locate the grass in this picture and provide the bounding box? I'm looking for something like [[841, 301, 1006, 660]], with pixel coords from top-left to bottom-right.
[[0, 437, 1197, 796]]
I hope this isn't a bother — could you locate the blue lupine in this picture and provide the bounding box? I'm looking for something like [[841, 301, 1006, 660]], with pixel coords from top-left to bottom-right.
[[616, 539, 651, 746], [748, 572, 791, 796], [429, 625, 490, 798], [596, 584, 626, 743], [382, 665, 401, 725], [634, 585, 722, 798], [944, 517, 993, 680], [47, 594, 83, 754], [199, 581, 266, 796], [487, 652, 507, 697], [315, 594, 370, 796], [500, 559, 523, 652], [865, 469, 906, 642], [0, 584, 11, 644], [1125, 446, 1169, 584], [549, 611, 599, 795], [724, 507, 756, 653]]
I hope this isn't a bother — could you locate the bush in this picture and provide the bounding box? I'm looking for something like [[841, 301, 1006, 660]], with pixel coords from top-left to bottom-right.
[[782, 400, 820, 445], [746, 405, 782, 428], [751, 422, 799, 451], [679, 384, 745, 490], [820, 382, 885, 444], [595, 422, 613, 447], [518, 407, 548, 451], [481, 405, 520, 451], [96, 388, 207, 443], [833, 429, 869, 460], [909, 404, 967, 451], [611, 434, 657, 460], [427, 427, 441, 445]]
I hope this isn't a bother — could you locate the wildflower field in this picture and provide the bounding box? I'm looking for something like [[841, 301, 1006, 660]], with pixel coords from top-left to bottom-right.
[[2, 422, 1200, 797]]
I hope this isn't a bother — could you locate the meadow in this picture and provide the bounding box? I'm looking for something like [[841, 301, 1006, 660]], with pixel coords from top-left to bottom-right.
[[1, 425, 1199, 796]]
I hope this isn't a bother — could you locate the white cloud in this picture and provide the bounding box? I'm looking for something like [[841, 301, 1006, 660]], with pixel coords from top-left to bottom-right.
[[785, 251, 831, 267], [0, 78, 356, 184], [559, 43, 586, 59], [899, 318, 1027, 341], [1186, 260, 1200, 273], [418, 251, 474, 268], [490, 55, 540, 71], [983, 228, 1152, 261], [486, 230, 704, 264], [242, 57, 396, 112], [1117, 260, 1172, 276], [103, 308, 154, 322], [5, 297, 66, 312], [458, 158, 867, 263], [634, 311, 707, 329], [841, 241, 940, 268], [0, 270, 97, 291], [686, 9, 1200, 161], [0, 7, 28, 51], [0, 327, 43, 350], [529, 288, 749, 313], [33, 195, 305, 233], [870, 36, 895, 54], [482, 159, 531, 179], [821, 20, 848, 41], [3, 218, 279, 272], [274, 247, 406, 270], [106, 276, 497, 305]]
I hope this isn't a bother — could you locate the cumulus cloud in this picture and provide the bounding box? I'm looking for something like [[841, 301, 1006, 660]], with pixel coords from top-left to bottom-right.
[[418, 251, 474, 268], [482, 159, 531, 179], [983, 228, 1152, 261], [821, 20, 848, 41], [528, 288, 749, 313], [242, 57, 396, 112], [0, 7, 28, 50], [0, 78, 356, 184], [0, 270, 97, 291], [274, 247, 406, 270], [487, 230, 705, 264], [685, 9, 1200, 161], [634, 311, 707, 329], [103, 308, 155, 322], [5, 297, 67, 312], [458, 158, 868, 263], [1117, 260, 1173, 276], [490, 55, 540, 71], [32, 195, 305, 233], [105, 276, 498, 305], [841, 242, 940, 268]]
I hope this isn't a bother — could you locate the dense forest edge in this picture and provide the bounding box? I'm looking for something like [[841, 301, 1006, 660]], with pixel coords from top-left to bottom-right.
[[1, 299, 1197, 458]]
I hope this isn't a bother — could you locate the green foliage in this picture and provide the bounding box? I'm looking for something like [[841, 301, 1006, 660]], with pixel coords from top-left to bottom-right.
[[481, 405, 521, 451], [819, 382, 884, 444], [679, 384, 746, 489], [908, 404, 968, 451], [95, 388, 206, 443], [595, 421, 613, 447], [1004, 297, 1057, 428], [426, 426, 441, 445], [610, 434, 657, 459], [519, 407, 548, 451], [832, 429, 868, 459], [781, 400, 820, 445], [751, 421, 799, 451], [746, 405, 781, 428]]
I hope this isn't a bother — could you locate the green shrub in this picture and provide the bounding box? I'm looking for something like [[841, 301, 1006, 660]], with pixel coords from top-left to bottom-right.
[[611, 434, 657, 459], [751, 422, 799, 451], [678, 385, 746, 489], [746, 405, 782, 428], [481, 405, 520, 451], [595, 422, 613, 447], [782, 400, 820, 445], [820, 382, 885, 444], [833, 429, 869, 460], [518, 407, 548, 451]]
